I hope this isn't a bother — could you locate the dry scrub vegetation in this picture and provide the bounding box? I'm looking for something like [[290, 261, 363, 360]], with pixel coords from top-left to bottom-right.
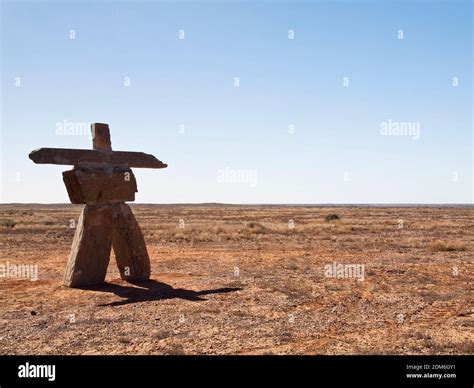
[[0, 204, 472, 355]]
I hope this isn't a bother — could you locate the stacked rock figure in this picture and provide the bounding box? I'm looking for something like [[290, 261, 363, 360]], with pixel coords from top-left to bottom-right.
[[29, 123, 167, 287]]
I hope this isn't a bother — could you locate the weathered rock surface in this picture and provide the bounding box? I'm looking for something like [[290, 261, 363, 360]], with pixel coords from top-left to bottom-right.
[[29, 148, 167, 169], [63, 205, 114, 287], [112, 203, 151, 281], [62, 167, 137, 204], [92, 123, 112, 151]]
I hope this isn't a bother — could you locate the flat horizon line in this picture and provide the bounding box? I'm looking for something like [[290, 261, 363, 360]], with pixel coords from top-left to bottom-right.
[[0, 202, 472, 208]]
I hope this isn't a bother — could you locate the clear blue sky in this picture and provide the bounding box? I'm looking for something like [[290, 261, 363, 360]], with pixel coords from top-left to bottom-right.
[[1, 0, 472, 204]]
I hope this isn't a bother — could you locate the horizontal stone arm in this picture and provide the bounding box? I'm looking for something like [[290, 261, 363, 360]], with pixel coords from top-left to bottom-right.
[[29, 148, 167, 169]]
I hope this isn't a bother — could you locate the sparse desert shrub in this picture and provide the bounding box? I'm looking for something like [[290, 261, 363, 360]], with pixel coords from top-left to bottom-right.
[[215, 226, 226, 234], [428, 240, 466, 252], [153, 222, 274, 243], [284, 279, 313, 298], [246, 222, 267, 234], [0, 219, 16, 228], [325, 214, 340, 222]]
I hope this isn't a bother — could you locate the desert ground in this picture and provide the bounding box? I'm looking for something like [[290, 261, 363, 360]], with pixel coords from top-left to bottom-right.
[[0, 204, 472, 355]]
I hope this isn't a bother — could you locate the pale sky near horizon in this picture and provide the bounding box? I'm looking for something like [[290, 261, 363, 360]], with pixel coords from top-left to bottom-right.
[[1, 0, 472, 204]]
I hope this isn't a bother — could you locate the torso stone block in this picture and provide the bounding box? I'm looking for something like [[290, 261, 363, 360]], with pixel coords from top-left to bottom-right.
[[63, 167, 137, 204]]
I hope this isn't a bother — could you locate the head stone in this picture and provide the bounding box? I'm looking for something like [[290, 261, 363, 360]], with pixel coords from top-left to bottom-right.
[[92, 123, 112, 151]]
